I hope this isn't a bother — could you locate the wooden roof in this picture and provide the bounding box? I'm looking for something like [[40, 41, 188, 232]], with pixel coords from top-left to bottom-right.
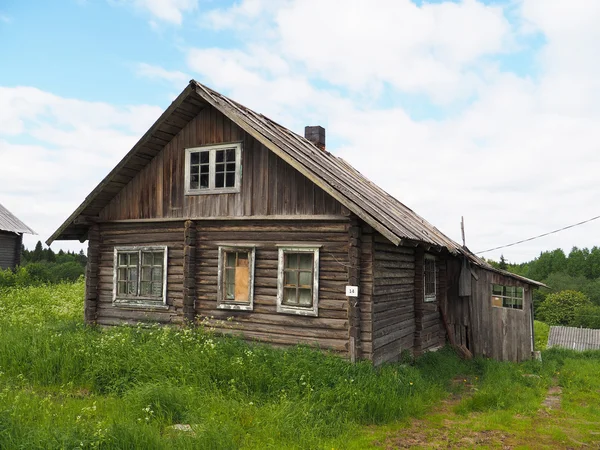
[[548, 326, 600, 351], [0, 202, 35, 235], [47, 80, 542, 287]]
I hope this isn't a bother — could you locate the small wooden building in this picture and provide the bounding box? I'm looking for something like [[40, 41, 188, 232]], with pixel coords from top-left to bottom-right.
[[48, 81, 543, 364], [0, 203, 35, 270]]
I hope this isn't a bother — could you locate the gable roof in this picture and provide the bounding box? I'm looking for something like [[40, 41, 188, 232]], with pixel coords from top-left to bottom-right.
[[0, 202, 35, 235], [547, 326, 600, 351], [47, 80, 542, 287]]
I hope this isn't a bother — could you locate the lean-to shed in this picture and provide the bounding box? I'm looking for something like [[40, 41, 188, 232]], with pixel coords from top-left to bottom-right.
[[48, 80, 543, 364]]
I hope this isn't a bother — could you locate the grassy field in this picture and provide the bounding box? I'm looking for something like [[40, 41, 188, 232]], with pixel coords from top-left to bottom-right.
[[0, 282, 599, 449]]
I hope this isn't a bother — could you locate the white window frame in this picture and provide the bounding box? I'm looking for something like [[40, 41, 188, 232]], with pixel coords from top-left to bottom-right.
[[112, 246, 168, 309], [217, 245, 256, 311], [184, 142, 242, 195], [424, 254, 437, 303], [277, 246, 320, 317], [491, 284, 524, 310]]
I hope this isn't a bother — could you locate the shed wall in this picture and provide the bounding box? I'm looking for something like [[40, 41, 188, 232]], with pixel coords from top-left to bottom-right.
[[0, 231, 21, 270]]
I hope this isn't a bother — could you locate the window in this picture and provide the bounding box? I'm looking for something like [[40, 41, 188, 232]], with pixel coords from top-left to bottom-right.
[[113, 246, 168, 308], [424, 254, 436, 302], [491, 284, 524, 310], [217, 246, 255, 311], [277, 247, 319, 317], [185, 142, 242, 195]]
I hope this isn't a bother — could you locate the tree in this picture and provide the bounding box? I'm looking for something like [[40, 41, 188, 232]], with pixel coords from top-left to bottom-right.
[[537, 290, 592, 326], [499, 255, 508, 270], [31, 241, 44, 262]]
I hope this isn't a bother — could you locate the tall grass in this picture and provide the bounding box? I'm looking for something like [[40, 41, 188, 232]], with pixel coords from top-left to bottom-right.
[[0, 282, 476, 449]]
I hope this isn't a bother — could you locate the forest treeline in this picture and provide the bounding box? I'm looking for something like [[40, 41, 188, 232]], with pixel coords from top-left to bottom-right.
[[0, 241, 86, 287], [488, 247, 600, 328]]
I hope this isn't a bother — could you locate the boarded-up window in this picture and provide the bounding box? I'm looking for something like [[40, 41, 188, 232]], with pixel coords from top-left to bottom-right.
[[217, 246, 255, 311], [424, 254, 436, 302], [185, 143, 242, 195], [491, 284, 524, 310], [113, 246, 167, 308], [277, 247, 320, 317]]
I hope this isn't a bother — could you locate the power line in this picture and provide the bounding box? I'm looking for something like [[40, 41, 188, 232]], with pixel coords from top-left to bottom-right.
[[476, 214, 600, 255]]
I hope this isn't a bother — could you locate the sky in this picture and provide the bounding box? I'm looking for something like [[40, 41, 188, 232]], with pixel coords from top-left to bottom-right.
[[1, 0, 600, 264]]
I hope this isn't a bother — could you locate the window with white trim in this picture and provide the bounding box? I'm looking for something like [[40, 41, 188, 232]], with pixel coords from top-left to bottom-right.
[[424, 254, 436, 302], [113, 246, 168, 308], [217, 246, 255, 311], [277, 247, 319, 317], [491, 284, 524, 310], [185, 142, 242, 195]]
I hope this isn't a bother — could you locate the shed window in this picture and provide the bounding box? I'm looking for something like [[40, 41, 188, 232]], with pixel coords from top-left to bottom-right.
[[277, 247, 319, 317], [424, 254, 436, 302], [185, 143, 242, 195], [491, 284, 524, 310], [217, 246, 255, 311], [113, 246, 167, 308]]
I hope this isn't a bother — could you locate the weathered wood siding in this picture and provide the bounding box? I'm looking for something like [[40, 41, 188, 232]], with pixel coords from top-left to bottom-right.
[[0, 231, 21, 270], [413, 248, 445, 355], [99, 107, 343, 221], [359, 225, 374, 360], [371, 235, 416, 365], [445, 262, 533, 362], [95, 222, 186, 325], [195, 219, 351, 354]]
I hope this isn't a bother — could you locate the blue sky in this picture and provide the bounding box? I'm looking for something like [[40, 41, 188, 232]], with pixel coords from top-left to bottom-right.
[[1, 0, 600, 263]]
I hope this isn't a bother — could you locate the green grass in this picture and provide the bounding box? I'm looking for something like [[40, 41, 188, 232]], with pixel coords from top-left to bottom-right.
[[534, 320, 550, 351], [3, 282, 600, 449], [0, 282, 477, 449]]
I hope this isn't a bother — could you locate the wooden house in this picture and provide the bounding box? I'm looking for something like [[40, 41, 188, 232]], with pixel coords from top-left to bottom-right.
[[47, 81, 543, 364], [0, 202, 35, 270]]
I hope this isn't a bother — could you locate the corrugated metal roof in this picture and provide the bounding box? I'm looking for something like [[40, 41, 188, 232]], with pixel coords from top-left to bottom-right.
[[45, 80, 542, 287], [547, 326, 600, 351], [0, 203, 35, 235]]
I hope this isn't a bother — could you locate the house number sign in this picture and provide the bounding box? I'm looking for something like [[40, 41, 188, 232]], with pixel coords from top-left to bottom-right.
[[345, 286, 359, 297]]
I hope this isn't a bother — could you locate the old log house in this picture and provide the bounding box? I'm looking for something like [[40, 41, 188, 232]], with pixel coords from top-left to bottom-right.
[[0, 202, 35, 270], [48, 80, 543, 364]]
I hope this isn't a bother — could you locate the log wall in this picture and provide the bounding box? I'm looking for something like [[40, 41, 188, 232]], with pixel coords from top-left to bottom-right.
[[371, 234, 416, 365], [0, 231, 21, 270], [95, 222, 186, 326], [194, 219, 352, 354], [99, 107, 343, 221]]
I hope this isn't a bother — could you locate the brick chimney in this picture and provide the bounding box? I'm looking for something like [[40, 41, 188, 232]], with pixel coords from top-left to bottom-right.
[[304, 126, 325, 150]]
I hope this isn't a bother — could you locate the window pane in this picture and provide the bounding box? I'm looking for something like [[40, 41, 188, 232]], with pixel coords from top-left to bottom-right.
[[200, 173, 209, 189], [226, 163, 236, 172], [299, 253, 313, 269], [117, 281, 127, 295], [226, 267, 235, 286], [153, 252, 164, 266], [142, 252, 153, 265], [226, 252, 236, 267], [190, 174, 199, 190], [151, 282, 162, 297], [130, 253, 138, 266], [200, 164, 209, 174], [284, 253, 297, 269], [128, 281, 137, 295], [141, 267, 152, 282], [215, 173, 224, 188], [492, 284, 503, 296], [226, 149, 235, 162], [118, 268, 127, 282], [225, 172, 235, 187], [298, 288, 312, 306], [191, 152, 199, 165], [299, 271, 312, 286], [128, 267, 138, 281], [284, 271, 298, 286], [152, 267, 162, 282], [216, 150, 224, 163], [516, 287, 524, 297], [215, 162, 225, 173], [140, 281, 152, 295], [118, 254, 128, 266], [283, 287, 297, 305]]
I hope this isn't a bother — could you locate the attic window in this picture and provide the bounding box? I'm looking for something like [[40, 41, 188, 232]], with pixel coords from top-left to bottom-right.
[[185, 143, 242, 195]]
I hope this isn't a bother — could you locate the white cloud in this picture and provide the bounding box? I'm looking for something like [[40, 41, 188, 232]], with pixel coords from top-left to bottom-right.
[[115, 0, 197, 25], [135, 62, 190, 86], [0, 87, 163, 252]]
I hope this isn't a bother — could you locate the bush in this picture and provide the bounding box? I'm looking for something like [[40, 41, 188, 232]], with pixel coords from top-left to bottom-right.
[[572, 304, 600, 329], [536, 290, 591, 325], [0, 262, 85, 288]]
